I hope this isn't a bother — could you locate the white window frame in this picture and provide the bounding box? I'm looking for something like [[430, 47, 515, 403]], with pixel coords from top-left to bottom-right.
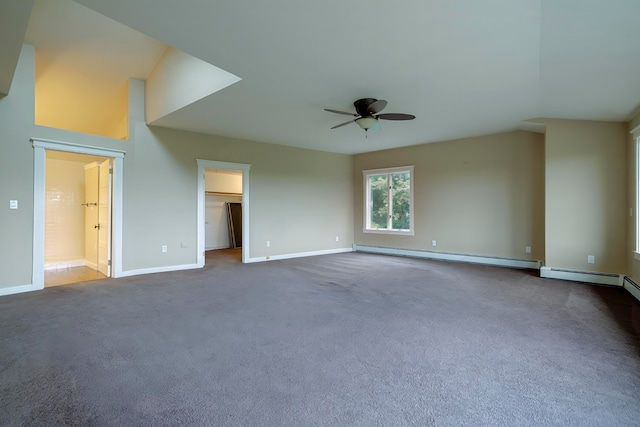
[[634, 125, 640, 259], [363, 165, 414, 235]]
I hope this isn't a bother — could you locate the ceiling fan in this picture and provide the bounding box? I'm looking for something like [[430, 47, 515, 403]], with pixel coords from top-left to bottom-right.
[[325, 98, 416, 135]]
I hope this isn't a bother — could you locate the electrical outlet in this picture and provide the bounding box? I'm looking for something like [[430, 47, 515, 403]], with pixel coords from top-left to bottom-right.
[[587, 255, 595, 264], [336, 236, 339, 242], [431, 240, 437, 247], [266, 255, 270, 260], [9, 200, 18, 209], [525, 246, 531, 254], [162, 245, 168, 253], [266, 240, 270, 247]]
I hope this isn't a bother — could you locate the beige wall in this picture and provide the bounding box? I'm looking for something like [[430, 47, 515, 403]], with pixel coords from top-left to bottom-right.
[[34, 57, 129, 139], [354, 131, 545, 261], [628, 111, 640, 282], [537, 119, 627, 274], [0, 44, 38, 287], [3, 43, 634, 293], [0, 44, 354, 290], [44, 157, 86, 263]]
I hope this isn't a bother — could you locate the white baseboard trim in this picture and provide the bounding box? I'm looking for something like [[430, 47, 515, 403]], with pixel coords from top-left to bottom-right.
[[540, 267, 622, 287], [353, 245, 541, 269], [118, 263, 201, 278], [246, 247, 354, 263], [44, 259, 86, 271], [623, 276, 640, 302], [0, 284, 38, 297]]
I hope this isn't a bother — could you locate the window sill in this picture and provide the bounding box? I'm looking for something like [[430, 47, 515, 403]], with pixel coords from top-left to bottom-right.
[[363, 229, 414, 236], [634, 251, 640, 261]]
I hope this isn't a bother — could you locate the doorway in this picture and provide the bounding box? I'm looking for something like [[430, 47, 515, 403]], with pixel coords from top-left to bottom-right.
[[32, 138, 125, 291], [196, 160, 251, 267], [43, 151, 112, 287], [204, 168, 242, 265]]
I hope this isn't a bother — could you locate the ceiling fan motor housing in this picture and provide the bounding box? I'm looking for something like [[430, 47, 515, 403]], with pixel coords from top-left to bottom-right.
[[354, 98, 378, 116]]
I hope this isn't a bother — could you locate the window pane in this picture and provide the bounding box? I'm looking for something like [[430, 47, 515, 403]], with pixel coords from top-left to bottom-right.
[[369, 174, 388, 229], [391, 172, 410, 230]]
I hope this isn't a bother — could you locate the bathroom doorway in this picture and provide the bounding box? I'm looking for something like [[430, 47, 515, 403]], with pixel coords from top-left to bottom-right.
[[44, 151, 112, 287], [31, 138, 125, 291]]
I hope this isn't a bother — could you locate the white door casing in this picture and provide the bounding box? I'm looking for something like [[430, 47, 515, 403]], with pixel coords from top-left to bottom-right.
[[32, 138, 124, 290], [84, 162, 99, 270], [98, 159, 112, 276]]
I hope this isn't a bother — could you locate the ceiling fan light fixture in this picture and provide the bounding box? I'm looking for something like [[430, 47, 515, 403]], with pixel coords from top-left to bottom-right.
[[355, 116, 378, 130]]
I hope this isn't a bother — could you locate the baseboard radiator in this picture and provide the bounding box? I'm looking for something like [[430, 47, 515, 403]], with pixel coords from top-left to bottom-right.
[[623, 276, 640, 302], [353, 245, 541, 269], [540, 267, 622, 287]]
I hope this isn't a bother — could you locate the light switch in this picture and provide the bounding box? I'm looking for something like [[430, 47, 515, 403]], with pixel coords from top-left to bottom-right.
[[9, 200, 18, 209]]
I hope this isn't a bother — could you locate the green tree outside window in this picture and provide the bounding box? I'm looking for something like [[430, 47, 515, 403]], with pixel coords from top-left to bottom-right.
[[366, 169, 412, 232]]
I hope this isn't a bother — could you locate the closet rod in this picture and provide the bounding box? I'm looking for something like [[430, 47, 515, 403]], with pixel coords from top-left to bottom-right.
[[205, 191, 242, 196]]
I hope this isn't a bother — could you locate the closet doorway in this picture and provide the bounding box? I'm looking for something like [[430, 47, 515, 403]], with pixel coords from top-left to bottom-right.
[[44, 151, 112, 287], [196, 159, 251, 267], [204, 168, 243, 266]]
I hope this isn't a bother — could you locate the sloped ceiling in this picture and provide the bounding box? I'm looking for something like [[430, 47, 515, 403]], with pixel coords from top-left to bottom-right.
[[20, 1, 640, 153], [24, 0, 166, 137], [0, 0, 34, 96]]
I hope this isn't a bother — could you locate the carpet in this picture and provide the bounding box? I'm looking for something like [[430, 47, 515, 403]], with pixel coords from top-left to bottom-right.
[[1, 252, 639, 426]]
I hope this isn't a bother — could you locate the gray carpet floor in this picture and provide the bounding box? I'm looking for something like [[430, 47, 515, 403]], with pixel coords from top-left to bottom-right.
[[1, 252, 639, 426]]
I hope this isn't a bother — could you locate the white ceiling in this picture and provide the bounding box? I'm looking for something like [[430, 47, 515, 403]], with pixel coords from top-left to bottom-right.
[[19, 0, 640, 154]]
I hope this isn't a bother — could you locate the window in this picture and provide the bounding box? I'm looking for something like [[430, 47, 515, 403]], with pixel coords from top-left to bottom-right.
[[363, 166, 414, 235]]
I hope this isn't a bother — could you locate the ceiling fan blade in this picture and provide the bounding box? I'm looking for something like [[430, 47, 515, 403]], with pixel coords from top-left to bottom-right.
[[377, 113, 416, 121], [324, 108, 357, 116], [367, 99, 388, 114], [331, 119, 355, 129]]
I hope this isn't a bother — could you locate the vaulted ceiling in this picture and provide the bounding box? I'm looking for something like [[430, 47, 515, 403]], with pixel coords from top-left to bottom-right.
[[5, 0, 640, 154]]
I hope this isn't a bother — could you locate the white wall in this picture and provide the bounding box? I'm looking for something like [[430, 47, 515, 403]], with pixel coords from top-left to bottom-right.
[[44, 157, 85, 264], [205, 194, 242, 250]]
